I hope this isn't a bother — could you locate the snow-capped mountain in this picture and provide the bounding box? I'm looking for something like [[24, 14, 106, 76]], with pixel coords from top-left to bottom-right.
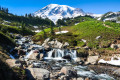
[[34, 4, 86, 23], [100, 12, 120, 21]]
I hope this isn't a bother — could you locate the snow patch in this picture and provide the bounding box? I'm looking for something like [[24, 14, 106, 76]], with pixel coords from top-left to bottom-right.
[[55, 31, 69, 34]]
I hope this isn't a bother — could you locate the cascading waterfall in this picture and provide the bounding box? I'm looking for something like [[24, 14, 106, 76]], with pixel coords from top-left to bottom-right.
[[44, 49, 77, 61]]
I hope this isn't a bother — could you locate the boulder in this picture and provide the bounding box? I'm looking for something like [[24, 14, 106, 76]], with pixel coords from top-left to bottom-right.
[[27, 68, 50, 80], [54, 40, 63, 48], [44, 38, 50, 43], [75, 57, 81, 62], [113, 68, 120, 76], [60, 66, 72, 75], [40, 54, 44, 60], [85, 56, 99, 65], [63, 42, 69, 48], [28, 52, 39, 60], [6, 59, 21, 67], [110, 44, 120, 49]]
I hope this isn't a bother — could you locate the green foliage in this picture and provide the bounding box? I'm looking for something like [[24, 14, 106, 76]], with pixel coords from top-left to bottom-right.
[[118, 17, 120, 21], [0, 11, 55, 26], [57, 16, 95, 26], [72, 21, 120, 40], [0, 24, 34, 35], [104, 21, 120, 31], [57, 21, 120, 48], [77, 41, 85, 47], [87, 41, 98, 49], [0, 31, 15, 51]]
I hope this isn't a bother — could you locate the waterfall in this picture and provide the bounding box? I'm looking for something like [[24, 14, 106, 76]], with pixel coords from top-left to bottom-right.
[[44, 49, 77, 61], [48, 50, 54, 58]]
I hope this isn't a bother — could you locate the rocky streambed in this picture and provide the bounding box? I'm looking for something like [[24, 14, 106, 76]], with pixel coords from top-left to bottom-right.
[[7, 35, 119, 80]]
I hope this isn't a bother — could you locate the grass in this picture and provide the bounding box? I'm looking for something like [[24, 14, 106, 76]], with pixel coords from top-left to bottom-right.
[[34, 20, 120, 49]]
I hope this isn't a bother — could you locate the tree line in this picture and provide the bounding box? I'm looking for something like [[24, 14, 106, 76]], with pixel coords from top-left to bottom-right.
[[0, 6, 9, 13], [0, 6, 55, 26]]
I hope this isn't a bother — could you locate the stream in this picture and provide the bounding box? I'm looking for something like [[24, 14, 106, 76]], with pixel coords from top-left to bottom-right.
[[9, 35, 115, 80]]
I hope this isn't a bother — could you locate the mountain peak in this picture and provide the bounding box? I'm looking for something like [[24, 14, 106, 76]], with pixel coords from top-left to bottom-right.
[[34, 4, 85, 23]]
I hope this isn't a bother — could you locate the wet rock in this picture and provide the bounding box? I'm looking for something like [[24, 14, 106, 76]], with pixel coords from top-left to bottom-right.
[[18, 49, 26, 55], [62, 55, 72, 60], [75, 57, 81, 62], [85, 56, 99, 65], [113, 68, 120, 76], [28, 52, 40, 60]]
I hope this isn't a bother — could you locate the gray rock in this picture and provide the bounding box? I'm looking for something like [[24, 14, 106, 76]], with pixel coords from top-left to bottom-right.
[[63, 42, 69, 48], [110, 44, 120, 49], [85, 56, 99, 65], [27, 68, 50, 80], [113, 68, 120, 76], [60, 66, 72, 75]]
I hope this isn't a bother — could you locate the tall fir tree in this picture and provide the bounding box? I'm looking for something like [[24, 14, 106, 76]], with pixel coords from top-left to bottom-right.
[[50, 21, 55, 36]]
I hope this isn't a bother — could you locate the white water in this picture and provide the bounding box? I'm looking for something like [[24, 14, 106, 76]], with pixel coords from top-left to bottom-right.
[[25, 50, 34, 59], [44, 49, 77, 61], [74, 65, 115, 80]]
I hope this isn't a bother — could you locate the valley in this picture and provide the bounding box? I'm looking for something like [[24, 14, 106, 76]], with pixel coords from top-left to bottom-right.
[[0, 3, 120, 80]]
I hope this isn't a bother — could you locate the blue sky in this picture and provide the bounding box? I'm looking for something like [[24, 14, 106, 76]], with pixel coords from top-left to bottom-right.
[[0, 0, 120, 15]]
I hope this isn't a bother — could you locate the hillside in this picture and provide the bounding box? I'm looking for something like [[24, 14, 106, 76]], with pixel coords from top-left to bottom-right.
[[34, 20, 120, 49], [0, 10, 54, 27]]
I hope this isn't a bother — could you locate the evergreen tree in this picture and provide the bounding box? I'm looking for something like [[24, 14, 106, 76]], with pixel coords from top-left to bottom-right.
[[0, 6, 1, 11], [21, 22, 26, 35], [50, 21, 55, 36], [25, 13, 28, 17], [41, 25, 47, 39], [6, 8, 9, 13]]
